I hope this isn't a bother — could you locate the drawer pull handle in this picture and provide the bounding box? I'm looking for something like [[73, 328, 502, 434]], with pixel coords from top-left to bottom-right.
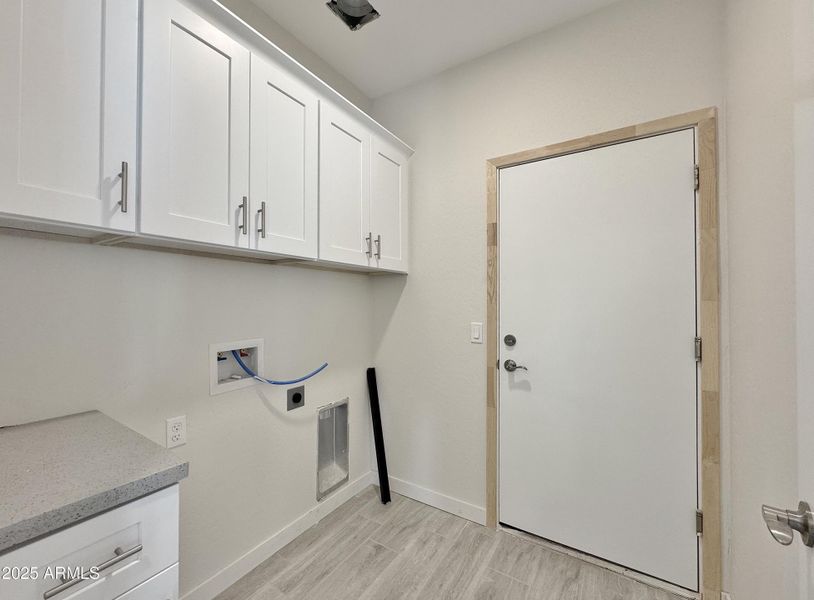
[[43, 544, 143, 599]]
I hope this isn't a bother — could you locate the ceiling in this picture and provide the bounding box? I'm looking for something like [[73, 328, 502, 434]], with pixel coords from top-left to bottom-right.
[[250, 0, 621, 99]]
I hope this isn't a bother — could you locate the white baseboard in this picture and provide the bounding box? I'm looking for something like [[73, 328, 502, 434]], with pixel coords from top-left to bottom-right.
[[181, 471, 378, 600], [385, 475, 486, 525]]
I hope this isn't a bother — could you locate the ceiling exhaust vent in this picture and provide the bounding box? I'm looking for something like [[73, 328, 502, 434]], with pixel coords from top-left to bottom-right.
[[326, 0, 380, 31]]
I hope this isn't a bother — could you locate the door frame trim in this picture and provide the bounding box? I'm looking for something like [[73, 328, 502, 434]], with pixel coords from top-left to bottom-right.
[[485, 107, 720, 597]]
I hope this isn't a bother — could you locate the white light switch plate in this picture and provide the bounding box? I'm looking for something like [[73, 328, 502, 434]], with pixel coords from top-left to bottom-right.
[[166, 415, 187, 448], [470, 322, 483, 344], [721, 593, 732, 600]]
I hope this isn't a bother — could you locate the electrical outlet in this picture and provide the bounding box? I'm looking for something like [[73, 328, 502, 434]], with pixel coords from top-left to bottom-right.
[[166, 416, 187, 448], [287, 385, 306, 411]]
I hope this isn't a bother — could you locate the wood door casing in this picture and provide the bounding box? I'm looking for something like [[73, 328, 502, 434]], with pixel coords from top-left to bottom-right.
[[486, 108, 721, 598]]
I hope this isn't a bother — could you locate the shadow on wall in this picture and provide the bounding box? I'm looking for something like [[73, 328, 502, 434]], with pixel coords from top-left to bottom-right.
[[371, 275, 408, 354]]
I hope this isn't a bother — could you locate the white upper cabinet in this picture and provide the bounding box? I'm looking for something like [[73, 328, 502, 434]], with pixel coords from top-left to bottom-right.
[[319, 103, 372, 267], [371, 137, 409, 273], [0, 0, 410, 270], [140, 0, 250, 248], [0, 0, 138, 232], [318, 103, 410, 272], [250, 55, 319, 259]]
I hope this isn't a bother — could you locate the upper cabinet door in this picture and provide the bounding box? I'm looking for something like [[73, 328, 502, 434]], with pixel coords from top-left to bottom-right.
[[250, 56, 318, 259], [370, 137, 409, 273], [141, 0, 250, 248], [319, 103, 371, 267], [0, 0, 138, 232]]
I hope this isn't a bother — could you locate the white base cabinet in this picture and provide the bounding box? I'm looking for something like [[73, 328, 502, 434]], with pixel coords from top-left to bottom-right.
[[0, 485, 180, 600], [116, 564, 178, 600], [0, 0, 137, 233]]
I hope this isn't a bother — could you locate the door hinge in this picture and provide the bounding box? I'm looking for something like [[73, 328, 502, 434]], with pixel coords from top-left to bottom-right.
[[695, 337, 702, 362], [696, 509, 704, 535], [694, 164, 700, 191]]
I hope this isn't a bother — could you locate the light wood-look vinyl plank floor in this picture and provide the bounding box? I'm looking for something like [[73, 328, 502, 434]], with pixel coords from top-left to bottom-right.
[[214, 486, 685, 600]]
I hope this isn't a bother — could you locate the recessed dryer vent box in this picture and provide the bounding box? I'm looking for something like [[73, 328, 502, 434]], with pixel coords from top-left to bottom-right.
[[317, 399, 349, 501], [210, 339, 264, 395]]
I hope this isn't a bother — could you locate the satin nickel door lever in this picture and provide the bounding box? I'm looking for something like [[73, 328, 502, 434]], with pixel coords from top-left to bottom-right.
[[762, 501, 814, 546], [503, 359, 527, 372]]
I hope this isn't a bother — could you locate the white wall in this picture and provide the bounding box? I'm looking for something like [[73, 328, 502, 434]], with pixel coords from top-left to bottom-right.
[[724, 0, 801, 598], [371, 0, 810, 595], [0, 4, 376, 592], [0, 5, 377, 597], [368, 0, 797, 596], [371, 0, 725, 527], [793, 0, 814, 598], [0, 233, 375, 596]]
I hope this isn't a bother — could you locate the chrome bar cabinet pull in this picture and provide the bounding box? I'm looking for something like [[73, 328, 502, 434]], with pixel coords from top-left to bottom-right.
[[239, 196, 248, 235], [257, 201, 267, 239], [118, 161, 128, 213], [365, 232, 373, 257]]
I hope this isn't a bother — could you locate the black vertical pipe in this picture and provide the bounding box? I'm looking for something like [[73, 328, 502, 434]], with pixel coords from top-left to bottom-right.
[[366, 367, 391, 504]]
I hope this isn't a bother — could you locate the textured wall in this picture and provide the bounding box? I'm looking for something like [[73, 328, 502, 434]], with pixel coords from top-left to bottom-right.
[[724, 0, 802, 598], [371, 0, 725, 522], [0, 234, 375, 596]]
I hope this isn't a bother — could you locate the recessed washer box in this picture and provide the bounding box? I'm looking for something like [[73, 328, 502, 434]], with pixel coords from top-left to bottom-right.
[[210, 339, 264, 395]]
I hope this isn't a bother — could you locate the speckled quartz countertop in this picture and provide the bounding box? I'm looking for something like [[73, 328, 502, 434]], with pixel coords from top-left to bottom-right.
[[0, 411, 188, 554]]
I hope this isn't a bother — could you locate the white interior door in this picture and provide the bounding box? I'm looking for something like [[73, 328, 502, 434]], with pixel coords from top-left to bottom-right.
[[795, 97, 814, 599], [141, 0, 249, 247], [318, 103, 371, 267], [370, 136, 409, 272], [499, 130, 699, 590], [250, 55, 318, 259], [0, 0, 137, 232]]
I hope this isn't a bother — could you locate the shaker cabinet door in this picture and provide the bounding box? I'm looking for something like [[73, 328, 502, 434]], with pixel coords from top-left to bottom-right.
[[370, 136, 409, 273], [0, 0, 138, 232], [250, 55, 318, 258], [318, 103, 371, 267], [141, 0, 250, 248]]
